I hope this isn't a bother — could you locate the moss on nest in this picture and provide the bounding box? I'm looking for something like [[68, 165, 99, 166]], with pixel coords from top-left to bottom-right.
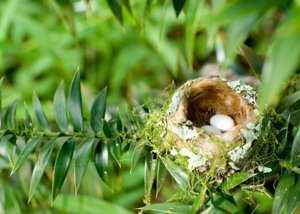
[[142, 77, 279, 190]]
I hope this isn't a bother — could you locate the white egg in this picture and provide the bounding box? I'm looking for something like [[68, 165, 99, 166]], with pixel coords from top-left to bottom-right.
[[209, 114, 235, 132], [201, 125, 222, 135]]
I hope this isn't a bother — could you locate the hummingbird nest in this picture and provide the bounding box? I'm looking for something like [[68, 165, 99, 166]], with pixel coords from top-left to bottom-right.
[[144, 76, 276, 187]]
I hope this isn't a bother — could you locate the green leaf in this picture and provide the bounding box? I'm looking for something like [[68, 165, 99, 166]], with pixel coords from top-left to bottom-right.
[[5, 100, 18, 130], [206, 0, 278, 26], [0, 131, 11, 142], [144, 0, 153, 17], [0, 134, 14, 146], [172, 0, 186, 17], [110, 137, 121, 167], [24, 101, 33, 130], [212, 194, 239, 213], [68, 71, 84, 132], [74, 137, 94, 194], [224, 15, 259, 65], [278, 116, 290, 153], [94, 140, 114, 186], [52, 138, 75, 202], [0, 77, 3, 129], [90, 87, 107, 133], [106, 0, 123, 24], [33, 92, 50, 131], [279, 160, 293, 171], [239, 44, 263, 76], [0, 134, 16, 167], [185, 0, 204, 68], [144, 154, 157, 203], [287, 178, 300, 214], [220, 172, 256, 191], [29, 137, 57, 202], [140, 202, 192, 214], [53, 194, 133, 214], [111, 113, 123, 133], [278, 91, 300, 113], [121, 0, 132, 15], [161, 158, 189, 190], [155, 158, 167, 197], [127, 108, 138, 131], [201, 206, 224, 214], [281, 100, 300, 126], [192, 187, 207, 214], [260, 6, 300, 107], [7, 141, 17, 168], [291, 126, 300, 167], [130, 140, 145, 173], [54, 81, 68, 132], [12, 136, 43, 173], [0, 0, 20, 40], [272, 172, 295, 214], [116, 113, 123, 132], [102, 119, 112, 138]]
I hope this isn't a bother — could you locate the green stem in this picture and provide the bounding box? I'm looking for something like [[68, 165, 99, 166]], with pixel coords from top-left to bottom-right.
[[1, 129, 104, 141]]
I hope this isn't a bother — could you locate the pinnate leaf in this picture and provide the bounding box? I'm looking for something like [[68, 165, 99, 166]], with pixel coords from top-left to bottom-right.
[[102, 119, 112, 138], [29, 137, 57, 202], [68, 71, 84, 132], [5, 100, 18, 130], [110, 137, 121, 167], [90, 87, 107, 133], [24, 101, 33, 130], [54, 81, 68, 132], [12, 135, 43, 173], [95, 140, 114, 186], [74, 137, 94, 194], [33, 92, 50, 131], [52, 138, 75, 202]]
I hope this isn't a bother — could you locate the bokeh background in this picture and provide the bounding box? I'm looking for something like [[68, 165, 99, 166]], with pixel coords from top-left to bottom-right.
[[1, 0, 300, 213]]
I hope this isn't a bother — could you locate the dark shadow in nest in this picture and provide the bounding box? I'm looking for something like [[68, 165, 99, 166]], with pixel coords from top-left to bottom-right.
[[185, 78, 254, 128]]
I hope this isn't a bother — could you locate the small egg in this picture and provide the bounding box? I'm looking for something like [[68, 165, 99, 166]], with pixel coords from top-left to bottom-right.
[[210, 114, 234, 132], [201, 125, 222, 135]]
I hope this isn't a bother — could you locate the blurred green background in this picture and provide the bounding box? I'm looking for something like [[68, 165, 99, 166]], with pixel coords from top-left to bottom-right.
[[1, 0, 300, 213]]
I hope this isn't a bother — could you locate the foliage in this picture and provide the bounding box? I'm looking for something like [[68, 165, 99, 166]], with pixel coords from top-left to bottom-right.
[[1, 0, 300, 213]]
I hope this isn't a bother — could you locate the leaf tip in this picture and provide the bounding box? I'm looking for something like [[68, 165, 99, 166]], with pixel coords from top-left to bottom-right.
[[10, 169, 16, 176], [27, 195, 33, 204]]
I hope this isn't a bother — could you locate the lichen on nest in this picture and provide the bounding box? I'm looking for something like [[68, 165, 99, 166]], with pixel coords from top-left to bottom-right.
[[143, 76, 279, 189]]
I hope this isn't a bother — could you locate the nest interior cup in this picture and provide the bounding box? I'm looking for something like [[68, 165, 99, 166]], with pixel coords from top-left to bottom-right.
[[169, 77, 256, 143]]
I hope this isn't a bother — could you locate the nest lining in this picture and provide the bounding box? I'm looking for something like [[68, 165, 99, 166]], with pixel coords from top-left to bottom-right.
[[174, 78, 256, 132]]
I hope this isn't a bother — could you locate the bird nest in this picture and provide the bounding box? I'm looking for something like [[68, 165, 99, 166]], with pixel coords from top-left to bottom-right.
[[144, 76, 275, 186]]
